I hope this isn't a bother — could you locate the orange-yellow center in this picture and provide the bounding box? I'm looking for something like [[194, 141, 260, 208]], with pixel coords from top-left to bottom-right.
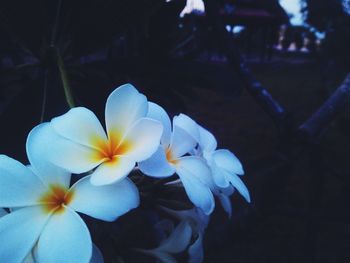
[[166, 148, 178, 165], [39, 184, 74, 214], [91, 132, 132, 164]]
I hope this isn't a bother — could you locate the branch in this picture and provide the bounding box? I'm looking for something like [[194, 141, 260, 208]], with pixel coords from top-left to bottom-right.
[[299, 74, 350, 138]]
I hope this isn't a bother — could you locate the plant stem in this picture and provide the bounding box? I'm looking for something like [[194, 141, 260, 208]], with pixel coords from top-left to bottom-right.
[[40, 69, 49, 122], [51, 0, 62, 46], [56, 50, 75, 108]]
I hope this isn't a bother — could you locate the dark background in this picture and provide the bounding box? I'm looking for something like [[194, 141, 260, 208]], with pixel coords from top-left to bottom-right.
[[1, 0, 350, 262]]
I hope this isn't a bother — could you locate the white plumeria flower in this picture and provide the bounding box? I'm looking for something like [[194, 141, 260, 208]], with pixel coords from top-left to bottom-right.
[[161, 207, 210, 263], [28, 84, 163, 186], [135, 220, 192, 263], [175, 117, 251, 208], [198, 125, 250, 203], [139, 103, 215, 215], [0, 154, 139, 263]]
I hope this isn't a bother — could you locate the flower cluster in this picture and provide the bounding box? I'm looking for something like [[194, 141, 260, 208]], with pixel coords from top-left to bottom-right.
[[0, 84, 250, 263]]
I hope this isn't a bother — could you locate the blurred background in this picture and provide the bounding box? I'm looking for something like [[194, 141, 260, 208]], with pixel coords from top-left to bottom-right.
[[1, 0, 350, 262]]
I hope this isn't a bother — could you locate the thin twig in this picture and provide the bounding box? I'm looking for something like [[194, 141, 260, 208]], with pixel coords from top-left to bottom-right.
[[40, 69, 49, 122], [57, 50, 75, 108], [51, 0, 63, 46]]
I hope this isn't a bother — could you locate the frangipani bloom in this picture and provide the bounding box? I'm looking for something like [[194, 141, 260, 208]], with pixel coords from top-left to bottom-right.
[[136, 220, 192, 263], [162, 207, 210, 263], [0, 154, 139, 263], [29, 84, 163, 186], [139, 103, 215, 215], [197, 125, 250, 201], [176, 118, 251, 216]]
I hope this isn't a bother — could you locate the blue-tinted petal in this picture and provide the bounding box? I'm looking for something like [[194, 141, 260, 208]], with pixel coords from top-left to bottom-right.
[[70, 176, 139, 221], [0, 155, 46, 207], [176, 161, 215, 215], [105, 83, 148, 136], [147, 102, 172, 146], [138, 146, 175, 178], [213, 149, 244, 175], [36, 209, 92, 263], [0, 206, 50, 263]]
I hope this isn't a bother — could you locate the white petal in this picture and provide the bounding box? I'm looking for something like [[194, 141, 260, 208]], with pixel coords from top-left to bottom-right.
[[156, 220, 192, 254], [51, 107, 107, 149], [175, 163, 215, 215], [210, 160, 230, 188], [26, 162, 71, 190], [36, 209, 92, 263], [70, 176, 139, 221], [90, 244, 104, 263], [27, 124, 71, 187], [213, 149, 244, 175], [198, 125, 217, 152], [224, 170, 251, 203], [176, 156, 214, 189], [90, 156, 135, 186], [27, 123, 103, 175], [105, 83, 148, 136], [173, 114, 200, 143], [0, 206, 50, 263], [147, 102, 172, 146], [0, 155, 46, 207], [122, 118, 163, 161], [188, 232, 204, 263], [170, 125, 197, 158], [217, 194, 232, 218], [138, 146, 175, 178]]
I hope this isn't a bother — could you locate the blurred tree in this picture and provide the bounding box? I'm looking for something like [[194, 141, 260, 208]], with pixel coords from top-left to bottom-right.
[[301, 0, 350, 69], [302, 0, 344, 31]]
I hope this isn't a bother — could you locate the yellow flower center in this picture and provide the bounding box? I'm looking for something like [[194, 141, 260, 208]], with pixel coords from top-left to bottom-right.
[[39, 184, 74, 214], [166, 148, 178, 165], [90, 132, 132, 164]]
